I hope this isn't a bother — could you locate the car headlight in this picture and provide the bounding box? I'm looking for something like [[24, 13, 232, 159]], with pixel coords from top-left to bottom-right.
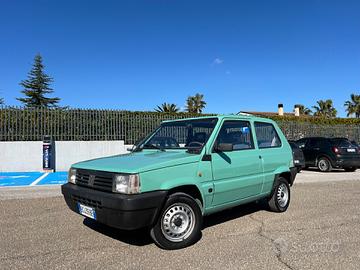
[[68, 168, 77, 184], [113, 174, 140, 194]]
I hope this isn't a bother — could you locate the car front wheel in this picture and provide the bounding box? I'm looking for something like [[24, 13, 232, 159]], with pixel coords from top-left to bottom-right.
[[150, 193, 202, 250]]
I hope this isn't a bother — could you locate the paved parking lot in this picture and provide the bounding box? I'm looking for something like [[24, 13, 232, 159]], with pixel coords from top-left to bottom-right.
[[0, 170, 359, 269]]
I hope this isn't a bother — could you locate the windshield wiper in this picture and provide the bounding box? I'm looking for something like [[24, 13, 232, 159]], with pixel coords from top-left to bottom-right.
[[142, 144, 166, 151]]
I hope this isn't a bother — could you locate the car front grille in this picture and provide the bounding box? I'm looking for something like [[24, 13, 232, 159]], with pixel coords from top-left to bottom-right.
[[75, 169, 113, 193], [72, 194, 102, 209]]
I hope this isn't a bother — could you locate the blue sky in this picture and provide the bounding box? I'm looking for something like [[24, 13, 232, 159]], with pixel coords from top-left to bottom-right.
[[0, 0, 359, 116]]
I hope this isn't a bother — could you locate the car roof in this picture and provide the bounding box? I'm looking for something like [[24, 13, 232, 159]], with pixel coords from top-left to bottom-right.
[[162, 114, 276, 124]]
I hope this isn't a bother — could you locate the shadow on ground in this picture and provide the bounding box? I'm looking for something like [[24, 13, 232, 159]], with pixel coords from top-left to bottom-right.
[[83, 201, 264, 247]]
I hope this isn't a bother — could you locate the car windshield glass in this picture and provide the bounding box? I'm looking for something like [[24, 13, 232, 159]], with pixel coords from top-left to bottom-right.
[[139, 118, 218, 152]]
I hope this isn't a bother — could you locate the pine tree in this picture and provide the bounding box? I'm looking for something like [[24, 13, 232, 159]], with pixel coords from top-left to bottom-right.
[[17, 54, 60, 108]]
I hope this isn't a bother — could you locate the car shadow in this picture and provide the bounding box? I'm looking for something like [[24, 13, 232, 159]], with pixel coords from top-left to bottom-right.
[[303, 167, 346, 173], [202, 201, 263, 229], [83, 201, 264, 247], [83, 218, 153, 246]]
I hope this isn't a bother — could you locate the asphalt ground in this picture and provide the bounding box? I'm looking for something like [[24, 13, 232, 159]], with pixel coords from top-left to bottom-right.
[[0, 170, 359, 270]]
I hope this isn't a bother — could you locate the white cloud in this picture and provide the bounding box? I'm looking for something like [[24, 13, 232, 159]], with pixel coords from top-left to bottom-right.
[[212, 58, 223, 65]]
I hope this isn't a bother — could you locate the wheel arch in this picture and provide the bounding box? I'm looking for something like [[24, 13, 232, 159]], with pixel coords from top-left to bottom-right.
[[167, 185, 204, 211]]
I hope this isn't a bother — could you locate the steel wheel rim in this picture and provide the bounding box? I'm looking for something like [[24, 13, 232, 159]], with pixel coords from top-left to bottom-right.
[[318, 159, 328, 171], [161, 203, 195, 242], [277, 183, 289, 208]]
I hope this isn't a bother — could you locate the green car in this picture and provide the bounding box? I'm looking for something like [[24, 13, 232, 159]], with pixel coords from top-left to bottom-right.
[[62, 114, 297, 249]]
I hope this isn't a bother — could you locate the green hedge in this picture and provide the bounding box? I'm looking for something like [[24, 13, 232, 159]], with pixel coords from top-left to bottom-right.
[[0, 107, 359, 143]]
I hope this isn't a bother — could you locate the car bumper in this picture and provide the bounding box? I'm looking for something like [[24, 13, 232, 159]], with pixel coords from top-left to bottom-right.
[[289, 167, 298, 185], [334, 158, 360, 168], [61, 183, 168, 230]]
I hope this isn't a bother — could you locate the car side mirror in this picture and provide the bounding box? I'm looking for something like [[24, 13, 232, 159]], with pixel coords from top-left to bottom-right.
[[215, 143, 233, 152]]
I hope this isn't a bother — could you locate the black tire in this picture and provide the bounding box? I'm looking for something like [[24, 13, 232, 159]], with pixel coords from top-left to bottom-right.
[[268, 177, 291, 212], [317, 157, 332, 172], [344, 167, 357, 172], [150, 192, 202, 250]]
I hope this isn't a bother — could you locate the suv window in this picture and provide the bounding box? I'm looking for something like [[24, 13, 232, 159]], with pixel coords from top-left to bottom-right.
[[307, 138, 329, 148], [214, 120, 254, 151], [296, 138, 307, 148], [330, 138, 353, 148], [254, 122, 282, 148]]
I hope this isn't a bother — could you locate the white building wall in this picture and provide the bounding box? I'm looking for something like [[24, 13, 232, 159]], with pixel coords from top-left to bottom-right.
[[0, 141, 130, 172]]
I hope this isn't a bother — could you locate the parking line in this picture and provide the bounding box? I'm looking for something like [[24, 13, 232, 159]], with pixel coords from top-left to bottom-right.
[[30, 173, 49, 186]]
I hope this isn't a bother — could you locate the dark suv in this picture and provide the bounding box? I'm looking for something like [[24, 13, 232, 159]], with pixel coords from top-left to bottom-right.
[[296, 137, 360, 172]]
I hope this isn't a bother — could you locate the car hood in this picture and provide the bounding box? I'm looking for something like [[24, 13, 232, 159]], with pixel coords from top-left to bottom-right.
[[72, 150, 200, 173]]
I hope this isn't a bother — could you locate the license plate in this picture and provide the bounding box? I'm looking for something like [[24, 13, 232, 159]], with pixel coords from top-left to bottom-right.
[[78, 203, 96, 220], [347, 148, 356, 153]]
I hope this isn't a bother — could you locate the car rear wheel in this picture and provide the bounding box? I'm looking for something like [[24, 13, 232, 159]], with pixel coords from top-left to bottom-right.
[[317, 157, 332, 172], [268, 177, 291, 212], [344, 167, 357, 172], [150, 193, 202, 250]]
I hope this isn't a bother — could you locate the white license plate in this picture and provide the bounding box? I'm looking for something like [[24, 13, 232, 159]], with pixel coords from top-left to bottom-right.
[[78, 203, 96, 220], [347, 148, 356, 153]]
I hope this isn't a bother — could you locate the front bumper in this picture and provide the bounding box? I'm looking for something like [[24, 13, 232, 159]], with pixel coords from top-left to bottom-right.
[[61, 183, 168, 230]]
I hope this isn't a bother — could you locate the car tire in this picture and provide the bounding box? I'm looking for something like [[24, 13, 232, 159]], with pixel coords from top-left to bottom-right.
[[150, 192, 202, 250], [267, 177, 291, 212], [344, 167, 357, 172], [317, 157, 332, 172]]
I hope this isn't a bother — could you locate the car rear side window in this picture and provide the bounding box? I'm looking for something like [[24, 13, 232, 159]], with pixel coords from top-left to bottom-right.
[[254, 122, 282, 148], [214, 120, 254, 151]]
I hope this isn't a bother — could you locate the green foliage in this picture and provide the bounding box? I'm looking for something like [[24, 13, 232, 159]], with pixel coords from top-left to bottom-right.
[[344, 93, 360, 118], [297, 104, 312, 115], [155, 103, 180, 113], [312, 99, 337, 118], [269, 115, 360, 125], [186, 93, 206, 113], [17, 54, 60, 108]]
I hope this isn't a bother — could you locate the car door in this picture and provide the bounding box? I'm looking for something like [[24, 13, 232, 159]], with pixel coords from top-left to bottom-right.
[[210, 120, 263, 206], [304, 138, 321, 166]]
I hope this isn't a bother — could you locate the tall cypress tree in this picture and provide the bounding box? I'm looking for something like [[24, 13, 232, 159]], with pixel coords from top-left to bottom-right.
[[17, 54, 60, 108]]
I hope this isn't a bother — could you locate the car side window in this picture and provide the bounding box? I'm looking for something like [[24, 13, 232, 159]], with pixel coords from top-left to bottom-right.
[[296, 138, 307, 149], [254, 122, 282, 148], [214, 120, 254, 151]]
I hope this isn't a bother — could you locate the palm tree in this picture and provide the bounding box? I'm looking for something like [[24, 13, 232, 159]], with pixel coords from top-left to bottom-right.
[[297, 104, 312, 115], [312, 99, 337, 118], [155, 103, 179, 113], [344, 93, 360, 118], [186, 93, 206, 113], [0, 97, 4, 106]]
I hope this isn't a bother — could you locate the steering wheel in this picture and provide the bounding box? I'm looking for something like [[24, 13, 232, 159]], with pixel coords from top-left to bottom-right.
[[187, 141, 204, 147]]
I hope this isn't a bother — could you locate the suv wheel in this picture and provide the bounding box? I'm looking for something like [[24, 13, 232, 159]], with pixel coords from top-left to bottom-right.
[[150, 193, 202, 250], [317, 157, 332, 172], [268, 177, 290, 212]]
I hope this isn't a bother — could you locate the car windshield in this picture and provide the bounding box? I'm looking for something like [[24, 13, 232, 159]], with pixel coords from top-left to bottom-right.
[[137, 118, 218, 152]]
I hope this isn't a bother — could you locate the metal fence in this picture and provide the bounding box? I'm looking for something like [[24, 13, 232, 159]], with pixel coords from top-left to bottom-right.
[[1, 107, 360, 144], [0, 107, 205, 144]]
